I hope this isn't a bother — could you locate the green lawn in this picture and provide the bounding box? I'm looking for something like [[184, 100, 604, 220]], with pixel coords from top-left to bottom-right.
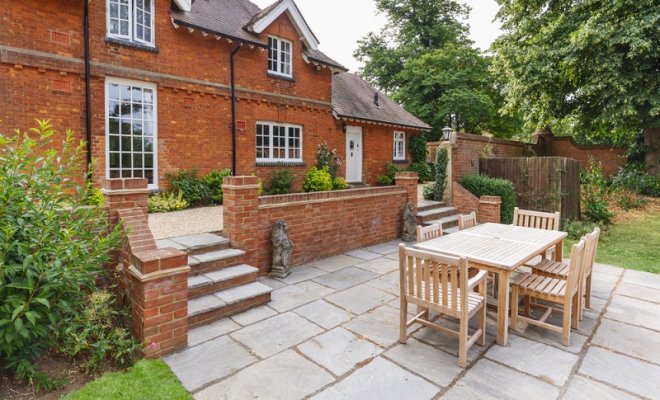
[[63, 360, 190, 400], [564, 206, 660, 273]]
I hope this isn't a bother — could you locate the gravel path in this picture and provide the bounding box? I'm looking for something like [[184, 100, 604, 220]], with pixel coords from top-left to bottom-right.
[[148, 206, 223, 239]]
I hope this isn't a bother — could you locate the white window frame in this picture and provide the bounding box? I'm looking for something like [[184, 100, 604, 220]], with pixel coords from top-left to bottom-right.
[[268, 36, 293, 78], [256, 122, 303, 163], [105, 77, 159, 189], [106, 0, 155, 46], [393, 131, 406, 161]]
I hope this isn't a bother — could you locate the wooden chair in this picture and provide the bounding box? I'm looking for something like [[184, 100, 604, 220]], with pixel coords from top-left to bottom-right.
[[398, 244, 487, 367], [458, 212, 477, 230], [531, 227, 600, 320], [513, 207, 561, 230], [416, 223, 443, 243], [511, 238, 586, 346]]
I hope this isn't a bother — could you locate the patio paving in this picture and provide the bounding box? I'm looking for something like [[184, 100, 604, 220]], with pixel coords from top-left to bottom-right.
[[165, 240, 660, 400]]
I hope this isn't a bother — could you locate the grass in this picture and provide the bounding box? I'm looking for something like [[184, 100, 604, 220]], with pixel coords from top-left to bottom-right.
[[62, 360, 191, 400], [564, 198, 660, 273]]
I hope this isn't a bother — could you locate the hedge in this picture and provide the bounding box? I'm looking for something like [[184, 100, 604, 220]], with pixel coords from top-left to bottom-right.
[[459, 174, 516, 224]]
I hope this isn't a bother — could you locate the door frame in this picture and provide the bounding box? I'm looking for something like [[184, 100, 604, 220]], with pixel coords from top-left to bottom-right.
[[345, 125, 363, 183]]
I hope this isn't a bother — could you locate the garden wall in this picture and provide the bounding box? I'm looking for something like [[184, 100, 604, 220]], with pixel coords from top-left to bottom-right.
[[223, 172, 419, 273]]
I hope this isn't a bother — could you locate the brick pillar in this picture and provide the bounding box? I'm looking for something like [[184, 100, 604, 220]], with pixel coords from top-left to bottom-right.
[[103, 178, 190, 358], [479, 196, 501, 224], [395, 171, 419, 212], [222, 176, 260, 266]]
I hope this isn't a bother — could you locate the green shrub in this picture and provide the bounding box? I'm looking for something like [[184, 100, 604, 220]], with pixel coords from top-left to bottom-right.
[[386, 163, 402, 180], [459, 174, 516, 224], [409, 135, 428, 163], [269, 169, 295, 195], [561, 219, 606, 240], [84, 185, 105, 208], [614, 190, 648, 211], [166, 169, 210, 206], [432, 148, 449, 201], [409, 162, 433, 182], [0, 120, 123, 380], [148, 192, 188, 213], [303, 167, 333, 192], [612, 168, 660, 197], [376, 175, 394, 186], [203, 169, 232, 204], [57, 291, 140, 373], [423, 184, 434, 200], [332, 176, 349, 190], [316, 140, 342, 178], [581, 160, 614, 224]]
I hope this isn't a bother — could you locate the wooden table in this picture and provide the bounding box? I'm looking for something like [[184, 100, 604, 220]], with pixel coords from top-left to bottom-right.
[[415, 223, 567, 346]]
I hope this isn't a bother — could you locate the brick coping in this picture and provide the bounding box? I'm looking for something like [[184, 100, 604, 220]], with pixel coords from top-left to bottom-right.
[[258, 186, 407, 208]]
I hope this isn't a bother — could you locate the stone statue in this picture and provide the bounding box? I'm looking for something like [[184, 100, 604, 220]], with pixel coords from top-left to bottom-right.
[[401, 202, 417, 242], [271, 219, 293, 278]]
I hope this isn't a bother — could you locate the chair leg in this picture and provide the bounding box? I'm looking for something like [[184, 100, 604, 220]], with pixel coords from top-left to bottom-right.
[[510, 285, 519, 332], [562, 298, 572, 346], [523, 295, 531, 316], [585, 273, 592, 309], [458, 317, 467, 368], [571, 293, 579, 330], [399, 298, 408, 344], [478, 281, 487, 346]]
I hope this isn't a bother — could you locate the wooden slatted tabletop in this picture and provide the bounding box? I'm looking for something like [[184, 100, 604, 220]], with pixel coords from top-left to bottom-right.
[[414, 223, 567, 346]]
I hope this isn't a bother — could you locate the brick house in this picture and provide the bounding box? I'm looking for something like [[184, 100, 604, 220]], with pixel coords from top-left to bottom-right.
[[1, 0, 431, 191]]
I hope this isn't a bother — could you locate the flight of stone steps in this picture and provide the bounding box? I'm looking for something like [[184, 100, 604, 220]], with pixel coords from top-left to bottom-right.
[[417, 200, 461, 235], [156, 233, 272, 329]]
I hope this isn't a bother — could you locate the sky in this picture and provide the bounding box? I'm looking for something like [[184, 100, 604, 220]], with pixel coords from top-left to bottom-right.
[[251, 0, 503, 72]]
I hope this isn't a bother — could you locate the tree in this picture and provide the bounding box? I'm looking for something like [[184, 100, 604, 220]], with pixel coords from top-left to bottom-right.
[[355, 0, 523, 137], [492, 0, 660, 140]]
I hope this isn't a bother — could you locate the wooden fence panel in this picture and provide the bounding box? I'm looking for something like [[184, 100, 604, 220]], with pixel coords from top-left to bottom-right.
[[480, 157, 580, 220]]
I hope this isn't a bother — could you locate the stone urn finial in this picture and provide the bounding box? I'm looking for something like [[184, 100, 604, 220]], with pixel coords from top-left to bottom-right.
[[401, 202, 417, 242], [271, 219, 293, 278]]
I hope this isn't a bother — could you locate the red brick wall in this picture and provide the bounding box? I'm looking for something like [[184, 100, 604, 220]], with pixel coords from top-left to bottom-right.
[[545, 137, 625, 177], [447, 134, 528, 181]]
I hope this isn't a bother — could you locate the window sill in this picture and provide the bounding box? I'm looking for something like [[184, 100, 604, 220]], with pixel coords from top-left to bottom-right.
[[267, 73, 295, 82], [256, 161, 305, 167], [105, 36, 159, 53], [392, 159, 409, 164]]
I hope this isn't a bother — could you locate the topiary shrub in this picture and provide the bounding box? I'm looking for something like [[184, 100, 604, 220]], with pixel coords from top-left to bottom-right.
[[203, 168, 232, 204], [332, 176, 349, 190], [409, 135, 428, 164], [148, 191, 188, 213], [269, 169, 295, 195], [303, 167, 333, 192], [432, 148, 449, 201], [459, 174, 516, 224], [0, 120, 123, 380]]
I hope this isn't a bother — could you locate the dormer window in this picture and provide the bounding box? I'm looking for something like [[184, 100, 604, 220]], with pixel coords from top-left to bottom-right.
[[107, 0, 154, 46], [268, 36, 292, 78]]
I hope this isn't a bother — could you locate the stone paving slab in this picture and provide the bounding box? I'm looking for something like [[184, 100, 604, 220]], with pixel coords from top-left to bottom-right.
[[273, 264, 327, 285], [443, 358, 559, 400], [354, 256, 399, 274], [309, 254, 363, 272], [366, 270, 400, 295], [194, 350, 334, 400], [385, 338, 462, 387], [298, 327, 382, 376], [579, 346, 660, 400], [312, 266, 378, 290], [164, 335, 256, 392], [229, 304, 278, 326], [326, 283, 395, 315], [592, 318, 660, 365], [617, 282, 660, 303], [485, 334, 579, 386], [362, 240, 402, 255], [605, 294, 660, 332], [621, 268, 660, 291], [342, 304, 401, 347], [345, 249, 382, 261], [413, 319, 494, 363], [169, 233, 228, 250], [269, 281, 335, 312], [230, 312, 323, 358], [311, 357, 439, 400], [564, 375, 642, 400], [293, 299, 352, 329], [187, 318, 241, 347]]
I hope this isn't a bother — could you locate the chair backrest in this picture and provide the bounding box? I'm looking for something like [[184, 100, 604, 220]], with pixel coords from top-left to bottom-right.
[[566, 238, 586, 296], [416, 223, 443, 243], [512, 207, 561, 231], [399, 244, 469, 317], [582, 227, 601, 277], [458, 212, 477, 230]]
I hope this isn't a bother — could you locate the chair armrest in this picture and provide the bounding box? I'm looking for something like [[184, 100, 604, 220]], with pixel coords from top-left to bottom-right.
[[468, 270, 488, 291]]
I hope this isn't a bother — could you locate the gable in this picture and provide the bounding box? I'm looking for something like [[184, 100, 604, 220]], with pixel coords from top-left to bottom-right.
[[244, 0, 319, 51]]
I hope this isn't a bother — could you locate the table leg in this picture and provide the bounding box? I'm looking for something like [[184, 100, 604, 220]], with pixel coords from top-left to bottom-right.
[[555, 240, 564, 262], [496, 270, 510, 346]]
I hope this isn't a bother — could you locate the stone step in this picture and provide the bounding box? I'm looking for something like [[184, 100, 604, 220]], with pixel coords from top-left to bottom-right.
[[444, 226, 460, 235], [188, 282, 273, 329], [189, 248, 246, 275], [423, 214, 460, 229], [416, 206, 459, 223], [156, 233, 230, 256], [188, 264, 259, 298], [417, 200, 447, 212]]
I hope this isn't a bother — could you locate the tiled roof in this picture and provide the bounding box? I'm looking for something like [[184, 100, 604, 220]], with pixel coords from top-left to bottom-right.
[[332, 73, 432, 130], [170, 0, 345, 70]]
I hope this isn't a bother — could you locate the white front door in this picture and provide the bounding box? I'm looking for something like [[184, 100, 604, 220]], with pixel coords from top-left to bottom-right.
[[345, 126, 363, 183]]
